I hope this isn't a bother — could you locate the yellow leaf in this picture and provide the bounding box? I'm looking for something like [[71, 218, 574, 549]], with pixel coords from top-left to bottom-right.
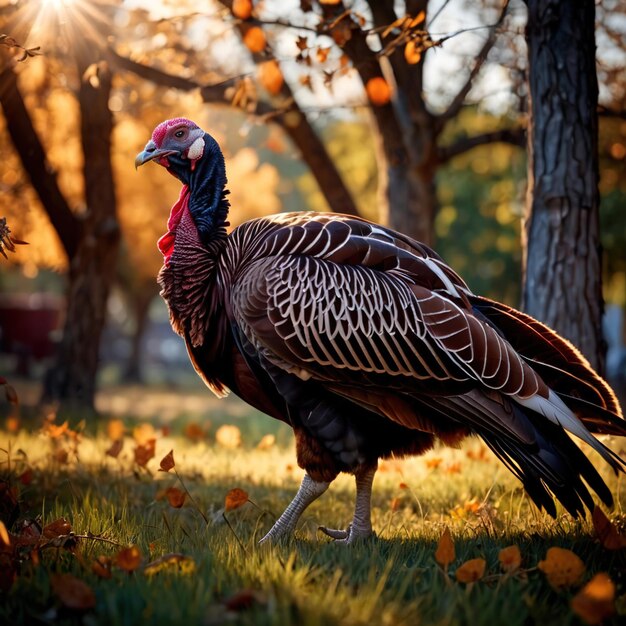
[[256, 434, 276, 450], [215, 424, 242, 449], [404, 40, 422, 65], [365, 76, 391, 106], [498, 545, 522, 572], [243, 26, 266, 53], [257, 60, 284, 95], [232, 0, 253, 19], [132, 422, 156, 446], [455, 557, 486, 583], [144, 553, 196, 576], [592, 507, 626, 550], [571, 573, 616, 625], [537, 547, 585, 589], [225, 488, 249, 512], [435, 527, 455, 567], [106, 419, 125, 441], [115, 545, 142, 572], [159, 449, 175, 472]]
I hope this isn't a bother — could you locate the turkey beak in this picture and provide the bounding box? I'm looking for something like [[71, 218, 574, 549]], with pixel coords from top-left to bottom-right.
[[135, 141, 178, 168]]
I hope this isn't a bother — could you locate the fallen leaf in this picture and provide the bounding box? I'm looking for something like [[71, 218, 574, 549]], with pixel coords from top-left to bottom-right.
[[538, 547, 585, 589], [455, 557, 486, 583], [225, 488, 249, 512], [425, 457, 442, 469], [43, 518, 72, 539], [258, 60, 284, 95], [184, 422, 206, 441], [410, 10, 426, 27], [106, 419, 125, 441], [404, 40, 422, 65], [115, 545, 142, 572], [243, 26, 266, 53], [571, 572, 616, 625], [159, 450, 176, 472], [435, 527, 455, 567], [215, 425, 242, 449], [0, 521, 10, 546], [232, 0, 253, 19], [106, 438, 123, 459], [144, 553, 196, 576], [365, 76, 391, 106], [44, 420, 69, 439], [498, 545, 522, 573], [399, 482, 408, 490], [444, 462, 462, 474], [91, 556, 112, 579], [256, 434, 275, 450], [592, 507, 626, 550], [51, 574, 96, 611], [6, 416, 20, 433], [165, 487, 186, 509], [134, 439, 156, 467], [132, 423, 156, 446]]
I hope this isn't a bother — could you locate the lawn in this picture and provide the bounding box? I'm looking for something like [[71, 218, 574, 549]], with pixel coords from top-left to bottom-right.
[[1, 390, 625, 626]]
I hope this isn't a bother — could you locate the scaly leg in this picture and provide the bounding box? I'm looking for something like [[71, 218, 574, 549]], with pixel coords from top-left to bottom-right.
[[259, 473, 330, 544], [319, 462, 377, 543]]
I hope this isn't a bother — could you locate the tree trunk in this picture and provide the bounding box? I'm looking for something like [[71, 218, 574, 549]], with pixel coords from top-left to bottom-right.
[[43, 59, 121, 414], [522, 0, 604, 372], [123, 289, 155, 383]]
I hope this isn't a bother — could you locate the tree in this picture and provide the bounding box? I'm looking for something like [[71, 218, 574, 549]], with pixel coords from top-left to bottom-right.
[[522, 0, 605, 372]]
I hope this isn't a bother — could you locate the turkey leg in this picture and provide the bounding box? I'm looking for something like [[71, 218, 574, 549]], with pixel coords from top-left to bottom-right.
[[319, 462, 377, 543], [259, 473, 329, 543]]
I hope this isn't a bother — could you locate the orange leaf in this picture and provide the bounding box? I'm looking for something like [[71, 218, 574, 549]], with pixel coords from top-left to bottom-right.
[[225, 488, 249, 512], [243, 26, 266, 53], [258, 60, 284, 95], [132, 422, 156, 445], [404, 40, 422, 65], [115, 545, 142, 572], [232, 0, 253, 19], [365, 76, 391, 106], [51, 574, 96, 611], [537, 547, 585, 589], [45, 420, 69, 439], [319, 0, 341, 4], [410, 10, 426, 27], [455, 557, 486, 583], [592, 507, 626, 550], [144, 553, 196, 576], [6, 416, 20, 433], [159, 449, 175, 472], [134, 438, 156, 467], [390, 497, 403, 512], [498, 545, 522, 572], [571, 573, 616, 625], [425, 456, 442, 469], [215, 424, 242, 449], [435, 526, 455, 567], [165, 487, 186, 509], [256, 434, 276, 450], [0, 521, 10, 547], [106, 419, 125, 441], [106, 438, 123, 459], [316, 46, 331, 63], [43, 517, 72, 539], [91, 556, 112, 579]]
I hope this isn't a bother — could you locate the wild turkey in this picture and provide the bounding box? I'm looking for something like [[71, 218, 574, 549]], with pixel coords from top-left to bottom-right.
[[136, 118, 626, 543]]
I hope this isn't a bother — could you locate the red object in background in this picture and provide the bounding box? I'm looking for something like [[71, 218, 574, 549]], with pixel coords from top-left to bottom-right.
[[0, 294, 64, 374]]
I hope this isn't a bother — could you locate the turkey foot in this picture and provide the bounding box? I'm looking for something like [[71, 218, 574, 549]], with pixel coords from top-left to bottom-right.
[[318, 463, 377, 544]]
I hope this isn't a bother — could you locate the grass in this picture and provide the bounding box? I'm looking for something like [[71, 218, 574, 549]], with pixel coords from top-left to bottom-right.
[[1, 397, 625, 626]]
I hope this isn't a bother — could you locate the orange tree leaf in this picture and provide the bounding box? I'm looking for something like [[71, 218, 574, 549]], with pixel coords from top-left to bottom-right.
[[498, 545, 522, 573], [257, 60, 284, 96], [434, 526, 455, 567], [592, 507, 626, 550], [225, 488, 249, 512], [165, 487, 186, 509], [455, 557, 486, 583], [134, 439, 156, 467], [115, 545, 142, 572], [232, 0, 253, 19], [91, 556, 112, 579], [144, 553, 196, 576], [106, 419, 125, 441], [571, 572, 616, 625], [51, 574, 96, 611], [243, 26, 266, 53], [537, 546, 585, 589], [159, 449, 175, 472], [106, 438, 123, 459], [365, 77, 391, 106], [0, 521, 10, 546], [404, 40, 422, 65], [43, 517, 72, 539]]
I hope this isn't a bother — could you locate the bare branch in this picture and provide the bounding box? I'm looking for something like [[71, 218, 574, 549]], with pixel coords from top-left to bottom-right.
[[438, 0, 510, 127], [437, 126, 525, 163]]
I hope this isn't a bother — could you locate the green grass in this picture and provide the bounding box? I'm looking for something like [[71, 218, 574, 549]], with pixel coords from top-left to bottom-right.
[[1, 406, 625, 626]]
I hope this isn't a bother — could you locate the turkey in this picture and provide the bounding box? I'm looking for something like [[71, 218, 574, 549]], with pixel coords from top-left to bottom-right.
[[136, 118, 626, 544]]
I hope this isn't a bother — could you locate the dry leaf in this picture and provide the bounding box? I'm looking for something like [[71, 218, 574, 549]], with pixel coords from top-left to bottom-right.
[[184, 422, 206, 441], [51, 574, 96, 611], [215, 424, 242, 449], [571, 572, 616, 625], [225, 488, 249, 512], [316, 46, 331, 63], [106, 419, 125, 441], [435, 527, 455, 567], [44, 420, 69, 439], [91, 556, 112, 579], [404, 40, 422, 65], [444, 462, 462, 474], [498, 545, 522, 572], [165, 487, 186, 509], [330, 20, 352, 47], [390, 497, 402, 512], [243, 26, 266, 53], [258, 60, 284, 95], [256, 434, 276, 450], [144, 553, 196, 576], [159, 450, 175, 472], [425, 457, 442, 469], [115, 545, 142, 572], [455, 558, 486, 583], [132, 423, 156, 445], [538, 547, 585, 589], [232, 0, 253, 19], [410, 10, 426, 27], [134, 439, 156, 467], [43, 518, 72, 539], [592, 507, 626, 550], [319, 0, 341, 4], [106, 438, 123, 459], [365, 76, 391, 106], [224, 588, 265, 611], [0, 521, 10, 547]]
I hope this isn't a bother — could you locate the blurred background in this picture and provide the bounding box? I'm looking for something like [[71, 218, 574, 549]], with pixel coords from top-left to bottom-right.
[[0, 0, 624, 419]]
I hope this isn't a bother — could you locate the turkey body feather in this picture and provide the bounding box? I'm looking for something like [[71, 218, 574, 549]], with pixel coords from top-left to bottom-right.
[[137, 119, 625, 543]]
